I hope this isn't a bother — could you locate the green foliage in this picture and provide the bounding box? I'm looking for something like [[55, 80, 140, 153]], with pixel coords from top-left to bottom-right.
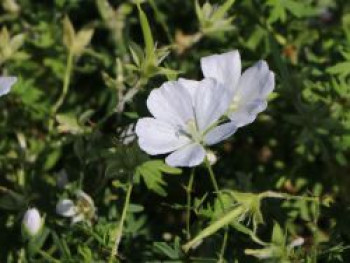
[[0, 0, 350, 262]]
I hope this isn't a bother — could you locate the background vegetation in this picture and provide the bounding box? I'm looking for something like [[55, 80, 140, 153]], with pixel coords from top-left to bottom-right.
[[1, 0, 350, 262]]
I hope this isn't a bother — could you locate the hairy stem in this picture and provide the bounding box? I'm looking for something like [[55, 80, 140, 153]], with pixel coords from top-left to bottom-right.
[[186, 168, 196, 240], [116, 79, 142, 113], [109, 179, 133, 262]]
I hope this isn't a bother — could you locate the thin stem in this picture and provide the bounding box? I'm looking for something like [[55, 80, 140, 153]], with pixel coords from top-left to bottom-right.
[[49, 51, 74, 130], [186, 168, 196, 240], [109, 179, 133, 262], [204, 158, 229, 261], [38, 250, 60, 263], [116, 79, 142, 113], [311, 199, 320, 263], [218, 231, 229, 263], [204, 159, 221, 204]]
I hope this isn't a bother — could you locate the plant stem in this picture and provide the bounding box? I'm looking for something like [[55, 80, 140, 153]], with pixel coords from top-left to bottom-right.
[[311, 199, 320, 263], [116, 79, 142, 113], [204, 158, 229, 262], [109, 179, 133, 262], [49, 51, 74, 130], [38, 250, 60, 263], [218, 230, 229, 263], [186, 168, 196, 240]]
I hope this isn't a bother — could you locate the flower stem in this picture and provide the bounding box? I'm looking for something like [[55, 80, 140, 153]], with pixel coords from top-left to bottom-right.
[[186, 168, 196, 240], [204, 158, 229, 261], [49, 51, 74, 130], [109, 179, 133, 262], [311, 199, 320, 263]]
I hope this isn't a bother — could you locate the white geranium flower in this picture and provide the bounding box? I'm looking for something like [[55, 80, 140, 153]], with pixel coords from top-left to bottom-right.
[[56, 190, 96, 224], [22, 207, 43, 236], [0, 76, 17, 97], [200, 50, 275, 127], [135, 78, 237, 167]]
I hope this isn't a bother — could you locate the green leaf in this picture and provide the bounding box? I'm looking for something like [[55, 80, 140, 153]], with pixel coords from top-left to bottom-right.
[[137, 4, 155, 60], [183, 205, 245, 252], [211, 0, 235, 20], [63, 16, 75, 49], [56, 114, 84, 134], [72, 26, 94, 55], [271, 222, 285, 246], [136, 160, 170, 196], [327, 61, 350, 77], [154, 242, 180, 259]]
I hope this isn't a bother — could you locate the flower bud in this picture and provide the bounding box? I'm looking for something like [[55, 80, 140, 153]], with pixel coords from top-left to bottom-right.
[[22, 208, 43, 237], [206, 150, 217, 165]]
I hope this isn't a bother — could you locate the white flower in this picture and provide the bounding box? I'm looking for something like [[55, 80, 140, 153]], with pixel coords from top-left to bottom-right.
[[56, 190, 96, 224], [135, 78, 237, 167], [0, 76, 17, 97], [200, 50, 275, 128], [22, 208, 43, 236]]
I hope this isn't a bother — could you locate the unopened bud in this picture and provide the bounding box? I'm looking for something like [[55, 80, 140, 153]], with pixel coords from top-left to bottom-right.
[[206, 150, 217, 165], [22, 208, 43, 237]]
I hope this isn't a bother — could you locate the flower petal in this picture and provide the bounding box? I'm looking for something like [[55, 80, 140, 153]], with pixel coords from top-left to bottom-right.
[[178, 78, 199, 101], [204, 122, 237, 145], [56, 199, 77, 217], [236, 61, 275, 102], [228, 61, 274, 127], [135, 117, 191, 155], [200, 50, 241, 94], [193, 78, 231, 131], [165, 143, 206, 167], [71, 214, 85, 224], [229, 100, 267, 128], [147, 81, 194, 127], [0, 77, 17, 97]]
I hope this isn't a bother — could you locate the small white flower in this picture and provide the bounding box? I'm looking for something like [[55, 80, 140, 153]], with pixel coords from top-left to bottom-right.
[[135, 78, 237, 167], [22, 208, 43, 236], [56, 190, 96, 224], [200, 50, 275, 128], [0, 76, 17, 97]]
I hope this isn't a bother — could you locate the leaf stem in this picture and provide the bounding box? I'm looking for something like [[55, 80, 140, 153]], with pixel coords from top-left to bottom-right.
[[186, 168, 196, 240], [109, 178, 133, 262]]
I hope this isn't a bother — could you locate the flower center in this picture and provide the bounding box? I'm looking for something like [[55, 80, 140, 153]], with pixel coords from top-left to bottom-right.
[[228, 95, 241, 113], [176, 119, 202, 143]]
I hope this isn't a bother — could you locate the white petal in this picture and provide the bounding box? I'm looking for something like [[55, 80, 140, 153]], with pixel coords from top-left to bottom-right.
[[71, 214, 85, 224], [56, 199, 77, 217], [200, 50, 241, 94], [178, 78, 199, 101], [204, 122, 237, 145], [228, 61, 274, 127], [165, 143, 206, 167], [229, 100, 267, 127], [135, 117, 191, 155], [0, 77, 17, 97], [236, 61, 275, 102], [147, 81, 194, 127], [193, 78, 231, 131]]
